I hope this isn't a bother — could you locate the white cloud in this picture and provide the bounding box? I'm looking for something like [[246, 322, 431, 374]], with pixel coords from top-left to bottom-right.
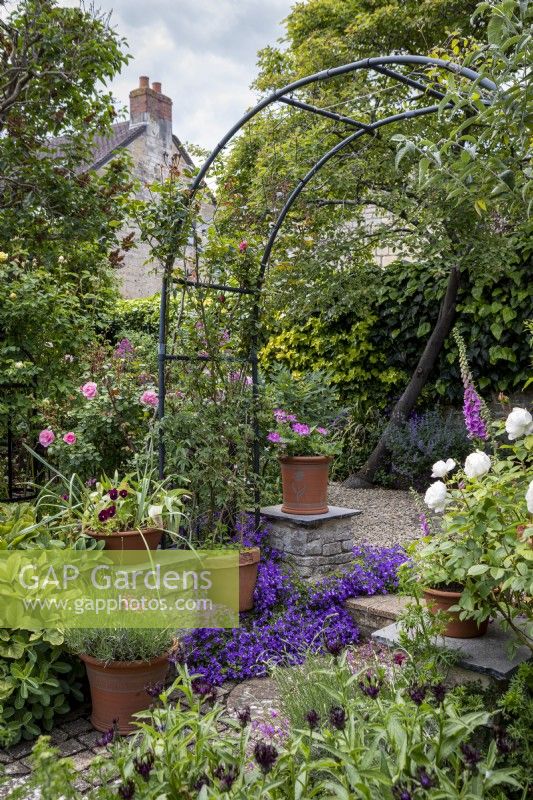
[[59, 0, 291, 150]]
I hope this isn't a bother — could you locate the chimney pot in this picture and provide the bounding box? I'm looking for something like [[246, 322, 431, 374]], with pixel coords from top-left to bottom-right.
[[139, 76, 149, 88], [152, 81, 162, 93]]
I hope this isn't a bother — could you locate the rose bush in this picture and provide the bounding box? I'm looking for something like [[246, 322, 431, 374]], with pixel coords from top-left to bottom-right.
[[417, 402, 533, 652]]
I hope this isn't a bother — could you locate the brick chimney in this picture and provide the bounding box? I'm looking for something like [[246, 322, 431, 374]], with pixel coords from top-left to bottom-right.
[[129, 76, 172, 149]]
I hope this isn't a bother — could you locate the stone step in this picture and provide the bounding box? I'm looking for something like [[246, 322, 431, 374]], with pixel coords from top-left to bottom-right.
[[345, 594, 412, 639], [372, 618, 531, 685]]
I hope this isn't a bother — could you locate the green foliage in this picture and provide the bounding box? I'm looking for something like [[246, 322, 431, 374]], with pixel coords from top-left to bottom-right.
[[496, 663, 533, 784], [264, 365, 341, 425], [0, 0, 133, 446], [0, 629, 84, 747], [13, 663, 524, 798]]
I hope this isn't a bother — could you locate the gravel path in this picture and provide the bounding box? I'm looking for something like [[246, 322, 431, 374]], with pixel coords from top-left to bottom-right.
[[328, 482, 421, 548]]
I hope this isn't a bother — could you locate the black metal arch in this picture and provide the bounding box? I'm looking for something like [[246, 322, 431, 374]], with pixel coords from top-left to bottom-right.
[[157, 54, 496, 522]]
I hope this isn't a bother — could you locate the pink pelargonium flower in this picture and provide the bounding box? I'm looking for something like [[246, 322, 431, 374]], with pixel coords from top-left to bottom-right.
[[38, 429, 55, 448], [140, 390, 158, 408], [292, 423, 310, 436], [80, 381, 97, 399], [63, 432, 77, 445], [316, 427, 329, 435], [238, 240, 248, 252], [267, 431, 282, 444]]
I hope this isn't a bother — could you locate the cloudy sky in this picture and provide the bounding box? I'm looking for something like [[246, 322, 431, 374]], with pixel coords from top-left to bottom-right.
[[61, 0, 293, 151]]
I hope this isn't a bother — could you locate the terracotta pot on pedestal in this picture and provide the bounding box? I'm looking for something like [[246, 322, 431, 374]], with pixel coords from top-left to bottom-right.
[[280, 456, 331, 515]]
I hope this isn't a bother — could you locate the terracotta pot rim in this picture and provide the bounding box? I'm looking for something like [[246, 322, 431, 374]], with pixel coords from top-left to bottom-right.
[[279, 455, 332, 463], [87, 527, 161, 539], [423, 586, 463, 600], [80, 652, 169, 670], [239, 546, 261, 565]]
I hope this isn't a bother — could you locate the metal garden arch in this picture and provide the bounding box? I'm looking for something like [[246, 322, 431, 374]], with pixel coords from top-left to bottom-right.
[[157, 55, 496, 525]]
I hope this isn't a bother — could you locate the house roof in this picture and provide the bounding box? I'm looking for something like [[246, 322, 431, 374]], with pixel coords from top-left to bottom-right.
[[47, 121, 194, 173]]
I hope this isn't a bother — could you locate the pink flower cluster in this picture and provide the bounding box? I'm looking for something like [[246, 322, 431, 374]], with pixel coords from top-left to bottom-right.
[[140, 390, 158, 408], [38, 430, 76, 447], [80, 381, 97, 399], [266, 410, 331, 445]]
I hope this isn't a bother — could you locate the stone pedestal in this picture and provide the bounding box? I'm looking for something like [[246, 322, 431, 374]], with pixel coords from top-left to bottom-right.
[[261, 505, 361, 579]]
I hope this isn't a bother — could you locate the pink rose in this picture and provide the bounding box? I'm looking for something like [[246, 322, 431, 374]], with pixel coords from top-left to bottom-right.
[[63, 432, 76, 445], [80, 381, 97, 399], [38, 429, 55, 448], [238, 240, 248, 252], [140, 390, 158, 408]]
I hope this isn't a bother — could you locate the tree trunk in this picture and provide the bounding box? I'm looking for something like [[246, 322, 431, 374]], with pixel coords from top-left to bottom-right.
[[343, 265, 461, 488]]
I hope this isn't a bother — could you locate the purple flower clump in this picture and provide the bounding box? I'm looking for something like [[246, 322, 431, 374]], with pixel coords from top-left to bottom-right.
[[181, 518, 408, 687], [463, 384, 488, 440]]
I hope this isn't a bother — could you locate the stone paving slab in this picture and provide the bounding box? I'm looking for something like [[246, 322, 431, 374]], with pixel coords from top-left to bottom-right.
[[261, 504, 361, 526], [372, 618, 531, 681], [346, 594, 413, 638]]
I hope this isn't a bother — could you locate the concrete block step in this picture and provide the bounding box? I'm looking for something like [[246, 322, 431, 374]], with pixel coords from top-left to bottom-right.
[[372, 618, 531, 685], [345, 594, 412, 639]]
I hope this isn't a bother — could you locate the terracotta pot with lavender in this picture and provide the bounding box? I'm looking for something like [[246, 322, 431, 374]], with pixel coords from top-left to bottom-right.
[[266, 410, 339, 517], [66, 629, 176, 735]]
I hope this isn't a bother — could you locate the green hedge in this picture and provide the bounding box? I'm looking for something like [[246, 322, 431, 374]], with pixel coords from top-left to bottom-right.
[[262, 259, 531, 407]]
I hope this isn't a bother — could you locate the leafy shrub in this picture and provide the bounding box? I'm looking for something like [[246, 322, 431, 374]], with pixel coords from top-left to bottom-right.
[[0, 629, 84, 747], [384, 408, 471, 489]]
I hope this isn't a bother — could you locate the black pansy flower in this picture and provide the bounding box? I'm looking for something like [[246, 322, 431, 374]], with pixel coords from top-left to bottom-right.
[[329, 706, 346, 731], [460, 742, 482, 770], [98, 508, 109, 523], [254, 741, 278, 774], [119, 489, 128, 498], [107, 503, 116, 519], [236, 706, 251, 727], [108, 488, 119, 500], [408, 684, 427, 706], [305, 709, 320, 730], [118, 779, 135, 799], [133, 751, 154, 780]]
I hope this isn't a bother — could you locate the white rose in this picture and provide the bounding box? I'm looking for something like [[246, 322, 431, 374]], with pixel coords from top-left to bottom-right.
[[505, 407, 533, 441], [424, 481, 449, 513], [431, 458, 456, 478], [464, 450, 491, 479], [526, 480, 533, 515]]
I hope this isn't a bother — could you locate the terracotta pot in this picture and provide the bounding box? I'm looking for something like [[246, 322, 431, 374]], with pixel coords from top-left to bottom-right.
[[280, 456, 331, 515], [80, 653, 169, 734], [423, 587, 489, 639], [239, 547, 260, 612], [89, 528, 162, 551]]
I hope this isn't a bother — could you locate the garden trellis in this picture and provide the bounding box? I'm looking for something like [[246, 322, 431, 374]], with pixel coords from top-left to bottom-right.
[[157, 54, 496, 528]]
